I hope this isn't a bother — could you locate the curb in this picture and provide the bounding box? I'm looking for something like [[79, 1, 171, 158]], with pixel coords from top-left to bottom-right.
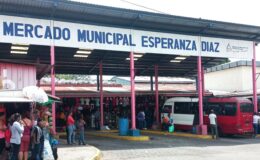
[[86, 132, 150, 141], [58, 131, 149, 141], [141, 130, 212, 140], [88, 147, 102, 160]]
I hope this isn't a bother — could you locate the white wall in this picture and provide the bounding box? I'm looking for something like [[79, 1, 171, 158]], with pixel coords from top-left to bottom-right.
[[240, 67, 260, 91], [0, 63, 36, 90], [205, 66, 243, 92], [205, 66, 260, 92]]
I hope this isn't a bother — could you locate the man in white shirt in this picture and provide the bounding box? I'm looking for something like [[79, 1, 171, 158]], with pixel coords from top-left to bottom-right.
[[10, 113, 24, 160], [253, 112, 260, 137], [209, 110, 218, 139]]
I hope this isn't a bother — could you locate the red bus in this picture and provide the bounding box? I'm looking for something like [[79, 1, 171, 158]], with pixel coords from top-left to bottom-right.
[[161, 97, 254, 135], [204, 97, 254, 135]]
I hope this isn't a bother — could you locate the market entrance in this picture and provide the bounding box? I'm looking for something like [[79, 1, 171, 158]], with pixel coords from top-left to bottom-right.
[[0, 1, 259, 136]]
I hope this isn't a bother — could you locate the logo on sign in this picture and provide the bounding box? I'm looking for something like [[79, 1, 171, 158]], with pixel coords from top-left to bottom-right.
[[226, 43, 248, 53]]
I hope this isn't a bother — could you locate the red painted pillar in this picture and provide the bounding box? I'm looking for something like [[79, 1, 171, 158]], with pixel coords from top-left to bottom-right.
[[197, 56, 207, 135], [202, 66, 205, 96], [50, 46, 56, 132], [99, 61, 104, 127], [198, 56, 203, 125], [155, 64, 159, 124], [130, 52, 136, 129], [252, 42, 258, 112]]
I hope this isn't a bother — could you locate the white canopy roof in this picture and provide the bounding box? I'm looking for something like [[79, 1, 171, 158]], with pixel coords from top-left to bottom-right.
[[0, 90, 32, 102]]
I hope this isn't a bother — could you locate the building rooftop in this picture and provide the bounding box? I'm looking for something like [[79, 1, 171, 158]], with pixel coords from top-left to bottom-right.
[[112, 76, 195, 84], [0, 0, 259, 78], [206, 60, 260, 73]]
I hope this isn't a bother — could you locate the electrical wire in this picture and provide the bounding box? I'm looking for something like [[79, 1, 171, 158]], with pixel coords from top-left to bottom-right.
[[119, 0, 169, 14]]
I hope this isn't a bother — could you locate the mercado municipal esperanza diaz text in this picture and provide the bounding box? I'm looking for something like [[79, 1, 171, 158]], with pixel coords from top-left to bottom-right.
[[2, 22, 220, 52]]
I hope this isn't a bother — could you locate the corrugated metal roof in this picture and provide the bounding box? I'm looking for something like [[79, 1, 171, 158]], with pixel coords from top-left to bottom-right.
[[0, 0, 260, 42], [112, 76, 195, 83], [206, 60, 260, 73], [0, 0, 258, 78], [0, 45, 229, 77], [40, 83, 195, 92]]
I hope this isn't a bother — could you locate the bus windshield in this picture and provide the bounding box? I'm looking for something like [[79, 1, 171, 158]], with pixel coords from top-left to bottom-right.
[[240, 103, 254, 113]]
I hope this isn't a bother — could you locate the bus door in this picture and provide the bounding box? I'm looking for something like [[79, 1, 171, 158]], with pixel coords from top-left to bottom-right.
[[173, 102, 195, 130], [239, 103, 253, 133]]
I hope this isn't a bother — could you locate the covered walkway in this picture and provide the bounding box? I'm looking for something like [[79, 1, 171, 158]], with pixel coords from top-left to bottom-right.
[[0, 0, 260, 135]]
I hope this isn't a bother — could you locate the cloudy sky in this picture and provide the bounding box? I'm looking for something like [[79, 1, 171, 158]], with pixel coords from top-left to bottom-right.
[[71, 0, 260, 60]]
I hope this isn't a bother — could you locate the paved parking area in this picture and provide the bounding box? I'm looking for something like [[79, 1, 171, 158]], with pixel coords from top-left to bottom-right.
[[86, 134, 260, 160], [58, 139, 101, 160]]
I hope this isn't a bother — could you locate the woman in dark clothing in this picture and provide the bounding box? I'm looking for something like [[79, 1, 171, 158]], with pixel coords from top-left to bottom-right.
[[0, 112, 7, 155]]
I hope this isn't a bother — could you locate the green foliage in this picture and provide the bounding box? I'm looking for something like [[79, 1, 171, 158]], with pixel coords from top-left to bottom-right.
[[44, 74, 91, 81]]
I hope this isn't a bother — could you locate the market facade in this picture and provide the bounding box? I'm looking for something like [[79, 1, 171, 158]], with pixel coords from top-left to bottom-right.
[[0, 0, 260, 136]]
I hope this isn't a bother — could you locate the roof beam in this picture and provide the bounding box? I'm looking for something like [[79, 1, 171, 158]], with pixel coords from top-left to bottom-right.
[[37, 64, 52, 80]]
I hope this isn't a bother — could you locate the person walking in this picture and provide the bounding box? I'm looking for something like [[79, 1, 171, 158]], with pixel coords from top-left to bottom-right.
[[77, 115, 86, 145], [19, 111, 32, 160], [10, 113, 24, 160], [94, 110, 100, 130], [31, 118, 44, 160], [66, 112, 75, 145], [137, 110, 146, 130], [253, 112, 260, 138], [209, 110, 218, 139]]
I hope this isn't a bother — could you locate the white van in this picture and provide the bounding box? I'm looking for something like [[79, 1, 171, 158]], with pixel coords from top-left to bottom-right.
[[161, 97, 198, 130]]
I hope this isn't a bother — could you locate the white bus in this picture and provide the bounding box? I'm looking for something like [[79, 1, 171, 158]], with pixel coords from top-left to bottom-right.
[[161, 97, 199, 131]]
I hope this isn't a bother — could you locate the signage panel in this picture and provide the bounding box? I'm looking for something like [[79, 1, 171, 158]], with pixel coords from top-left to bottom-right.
[[0, 15, 253, 59]]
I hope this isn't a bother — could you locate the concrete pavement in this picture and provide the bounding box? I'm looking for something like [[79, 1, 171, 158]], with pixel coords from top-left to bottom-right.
[[86, 133, 260, 160], [58, 139, 101, 160], [57, 130, 259, 160]]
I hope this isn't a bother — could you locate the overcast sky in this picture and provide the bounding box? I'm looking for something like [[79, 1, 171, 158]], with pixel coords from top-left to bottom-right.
[[71, 0, 260, 60]]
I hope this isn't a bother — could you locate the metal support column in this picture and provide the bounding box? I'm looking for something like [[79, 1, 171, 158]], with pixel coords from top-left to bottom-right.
[[202, 66, 205, 96], [50, 46, 56, 132], [252, 42, 258, 112], [97, 74, 100, 91], [150, 76, 153, 91], [197, 56, 207, 135], [155, 65, 159, 124], [99, 62, 104, 127], [130, 52, 136, 129]]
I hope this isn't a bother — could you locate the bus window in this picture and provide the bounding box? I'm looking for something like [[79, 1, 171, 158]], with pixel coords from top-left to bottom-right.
[[190, 102, 198, 114], [174, 102, 192, 114], [240, 103, 253, 113], [222, 103, 236, 116], [207, 103, 236, 116], [207, 103, 221, 115]]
